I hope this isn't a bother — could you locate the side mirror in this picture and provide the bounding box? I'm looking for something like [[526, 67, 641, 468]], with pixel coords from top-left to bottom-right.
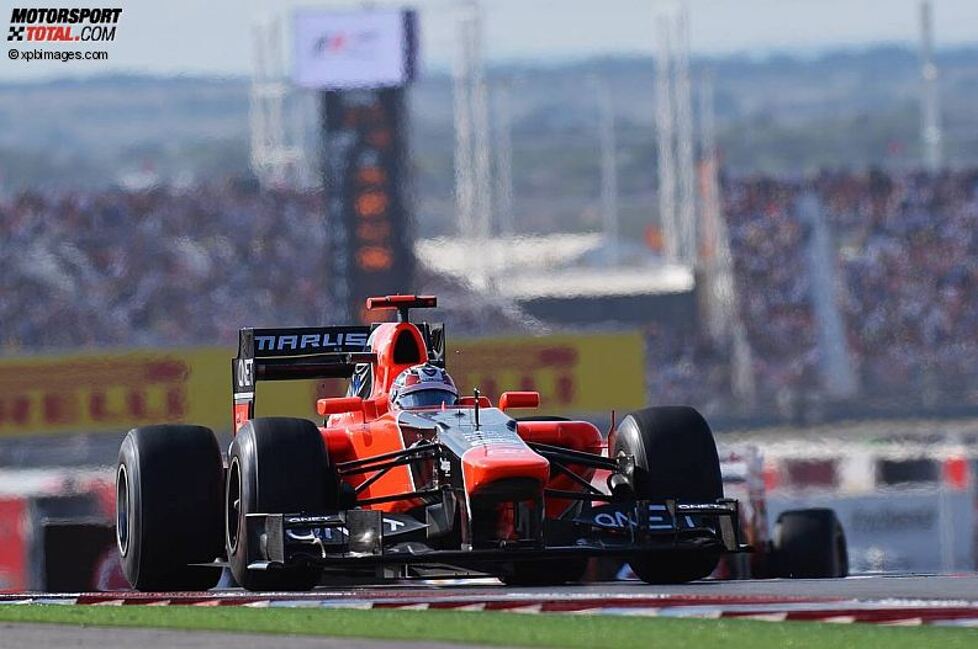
[[317, 396, 363, 416], [363, 394, 389, 418], [499, 391, 540, 411]]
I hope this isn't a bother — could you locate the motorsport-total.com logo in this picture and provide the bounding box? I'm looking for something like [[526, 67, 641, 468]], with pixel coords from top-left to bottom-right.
[[7, 7, 122, 43]]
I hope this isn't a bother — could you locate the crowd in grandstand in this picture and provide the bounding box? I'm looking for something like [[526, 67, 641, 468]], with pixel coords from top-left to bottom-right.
[[0, 183, 330, 349], [724, 177, 819, 400], [2, 169, 977, 416], [825, 169, 978, 401], [647, 168, 978, 414], [0, 182, 532, 352]]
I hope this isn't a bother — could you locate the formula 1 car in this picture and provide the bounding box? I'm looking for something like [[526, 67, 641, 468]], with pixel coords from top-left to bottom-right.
[[717, 447, 849, 580], [115, 295, 749, 591]]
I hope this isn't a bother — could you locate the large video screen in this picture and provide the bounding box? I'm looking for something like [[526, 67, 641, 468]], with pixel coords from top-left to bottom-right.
[[293, 9, 417, 90]]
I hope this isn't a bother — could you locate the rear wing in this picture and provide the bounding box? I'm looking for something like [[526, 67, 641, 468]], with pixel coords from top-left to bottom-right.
[[232, 326, 374, 431], [231, 318, 446, 432]]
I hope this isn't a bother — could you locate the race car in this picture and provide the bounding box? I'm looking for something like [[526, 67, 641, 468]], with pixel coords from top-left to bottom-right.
[[716, 447, 849, 580], [586, 447, 849, 582], [115, 294, 749, 591]]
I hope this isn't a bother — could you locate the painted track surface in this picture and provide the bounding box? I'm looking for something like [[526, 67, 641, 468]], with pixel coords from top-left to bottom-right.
[[5, 575, 978, 627], [7, 574, 977, 603]]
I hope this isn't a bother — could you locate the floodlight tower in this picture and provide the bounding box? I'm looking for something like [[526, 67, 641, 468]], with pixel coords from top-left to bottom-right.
[[653, 0, 696, 266], [654, 11, 678, 262], [593, 76, 620, 265], [250, 17, 310, 189], [698, 73, 728, 343], [452, 3, 476, 236], [699, 72, 756, 408], [469, 4, 493, 249], [453, 0, 493, 287], [494, 79, 515, 237], [673, 3, 696, 267], [919, 0, 943, 173]]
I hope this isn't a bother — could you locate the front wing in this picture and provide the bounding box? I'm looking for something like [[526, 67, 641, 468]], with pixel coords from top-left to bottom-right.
[[243, 498, 749, 571]]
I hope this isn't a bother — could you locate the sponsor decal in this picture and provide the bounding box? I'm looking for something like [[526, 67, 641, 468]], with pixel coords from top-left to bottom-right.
[[581, 503, 693, 531], [254, 330, 369, 354], [850, 507, 935, 533], [285, 513, 424, 544]]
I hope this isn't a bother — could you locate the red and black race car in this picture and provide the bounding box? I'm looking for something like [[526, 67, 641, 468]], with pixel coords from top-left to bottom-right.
[[115, 295, 750, 591]]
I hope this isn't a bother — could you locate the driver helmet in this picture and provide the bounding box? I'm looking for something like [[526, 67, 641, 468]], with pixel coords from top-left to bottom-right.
[[390, 363, 459, 410]]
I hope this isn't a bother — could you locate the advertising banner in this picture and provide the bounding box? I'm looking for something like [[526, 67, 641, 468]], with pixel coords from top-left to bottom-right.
[[0, 349, 227, 437], [447, 332, 647, 415], [0, 332, 645, 438]]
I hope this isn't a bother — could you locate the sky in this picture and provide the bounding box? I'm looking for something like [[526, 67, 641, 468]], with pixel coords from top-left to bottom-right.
[[2, 0, 977, 81]]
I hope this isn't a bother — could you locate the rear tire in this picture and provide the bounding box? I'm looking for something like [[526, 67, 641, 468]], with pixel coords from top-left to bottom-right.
[[116, 425, 224, 591], [226, 417, 336, 591], [612, 406, 723, 584], [773, 509, 848, 578]]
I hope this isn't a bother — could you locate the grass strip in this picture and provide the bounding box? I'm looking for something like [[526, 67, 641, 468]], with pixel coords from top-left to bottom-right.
[[0, 604, 975, 648]]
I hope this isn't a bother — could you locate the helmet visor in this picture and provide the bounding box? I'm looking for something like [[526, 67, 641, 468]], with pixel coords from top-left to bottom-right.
[[396, 389, 458, 410]]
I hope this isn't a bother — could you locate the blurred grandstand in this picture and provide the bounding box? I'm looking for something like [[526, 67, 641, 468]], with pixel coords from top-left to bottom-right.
[[2, 168, 977, 426]]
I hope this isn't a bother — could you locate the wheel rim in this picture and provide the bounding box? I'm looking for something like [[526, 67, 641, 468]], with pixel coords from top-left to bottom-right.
[[116, 464, 130, 557], [226, 457, 241, 554]]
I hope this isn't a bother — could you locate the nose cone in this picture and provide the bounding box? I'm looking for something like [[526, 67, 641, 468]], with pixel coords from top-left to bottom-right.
[[461, 445, 550, 496]]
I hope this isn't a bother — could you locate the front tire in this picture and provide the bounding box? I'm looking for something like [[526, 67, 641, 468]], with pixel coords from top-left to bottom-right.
[[612, 406, 723, 584], [226, 417, 336, 591], [773, 509, 848, 578], [116, 425, 224, 591]]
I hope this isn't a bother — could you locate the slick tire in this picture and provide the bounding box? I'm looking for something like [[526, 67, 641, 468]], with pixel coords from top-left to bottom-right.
[[773, 509, 848, 578], [116, 425, 224, 591], [226, 417, 336, 591], [612, 406, 723, 584]]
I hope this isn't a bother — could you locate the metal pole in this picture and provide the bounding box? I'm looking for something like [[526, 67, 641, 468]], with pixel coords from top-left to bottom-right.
[[698, 72, 726, 342], [493, 79, 515, 237], [699, 71, 756, 408], [919, 0, 943, 173], [674, 3, 697, 266], [654, 11, 677, 262], [594, 76, 620, 266], [250, 16, 306, 189], [470, 1, 493, 250], [452, 2, 476, 236]]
